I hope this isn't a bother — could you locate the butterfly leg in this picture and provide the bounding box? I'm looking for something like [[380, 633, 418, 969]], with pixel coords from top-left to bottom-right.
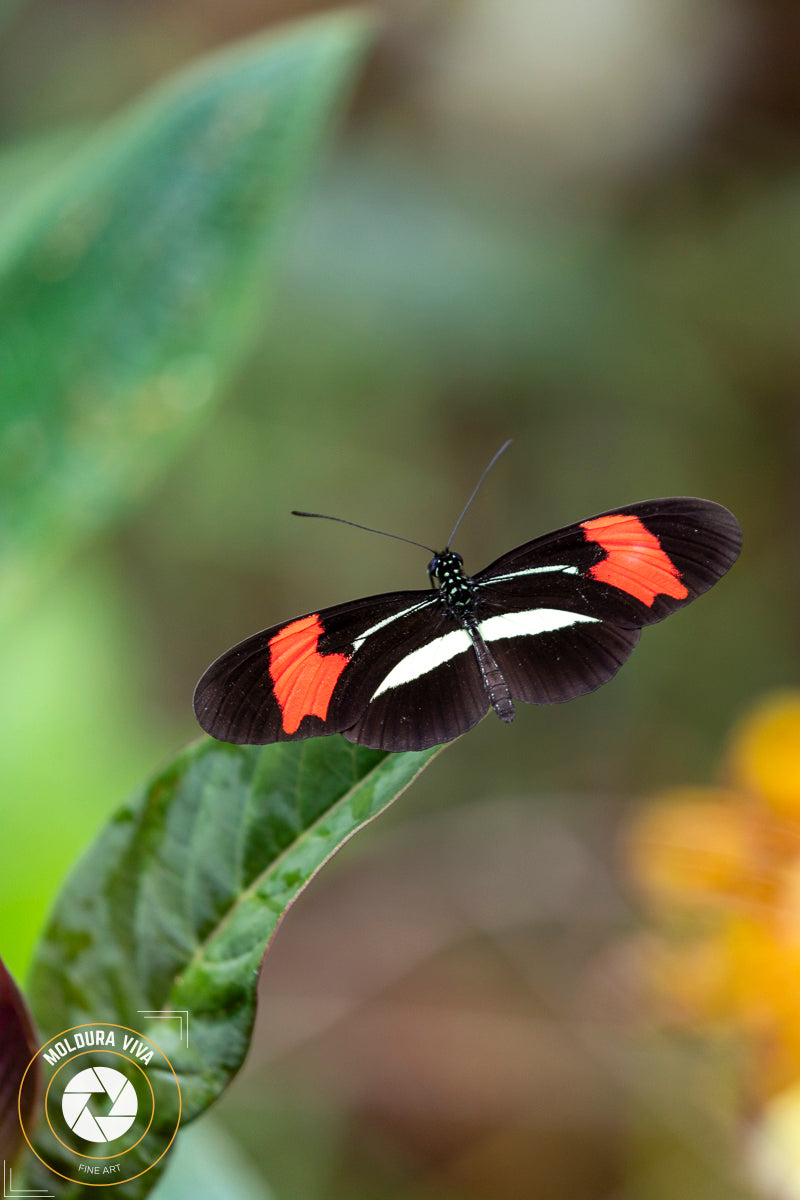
[[466, 621, 515, 723]]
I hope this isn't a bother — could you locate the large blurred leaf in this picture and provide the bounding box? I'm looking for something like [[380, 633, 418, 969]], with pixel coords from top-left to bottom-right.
[[25, 736, 438, 1197], [0, 129, 92, 224], [0, 11, 371, 621]]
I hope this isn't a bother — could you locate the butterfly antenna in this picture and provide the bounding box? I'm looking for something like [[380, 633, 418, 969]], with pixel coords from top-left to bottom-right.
[[292, 510, 436, 554], [445, 438, 513, 548]]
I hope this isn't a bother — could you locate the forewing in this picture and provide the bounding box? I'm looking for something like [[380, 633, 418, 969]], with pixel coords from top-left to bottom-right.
[[194, 590, 438, 745], [474, 498, 742, 627]]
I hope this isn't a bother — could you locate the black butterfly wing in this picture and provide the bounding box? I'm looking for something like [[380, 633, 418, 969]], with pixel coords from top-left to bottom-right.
[[474, 498, 742, 626], [469, 497, 741, 706], [477, 610, 642, 706], [340, 618, 493, 751], [193, 589, 491, 750]]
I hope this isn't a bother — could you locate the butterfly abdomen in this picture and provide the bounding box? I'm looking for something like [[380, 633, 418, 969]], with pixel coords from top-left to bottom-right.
[[466, 620, 515, 723]]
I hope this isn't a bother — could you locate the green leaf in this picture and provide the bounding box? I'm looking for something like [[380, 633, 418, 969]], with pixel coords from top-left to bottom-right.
[[0, 11, 371, 622], [0, 955, 40, 1167], [25, 737, 439, 1197], [0, 128, 93, 226]]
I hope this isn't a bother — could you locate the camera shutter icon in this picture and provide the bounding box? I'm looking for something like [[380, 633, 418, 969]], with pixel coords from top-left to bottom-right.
[[61, 1066, 138, 1143]]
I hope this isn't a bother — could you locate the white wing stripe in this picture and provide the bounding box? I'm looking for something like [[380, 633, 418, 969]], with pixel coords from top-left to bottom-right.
[[479, 609, 597, 640], [371, 629, 472, 698], [370, 608, 599, 699], [479, 564, 579, 585], [350, 599, 436, 654]]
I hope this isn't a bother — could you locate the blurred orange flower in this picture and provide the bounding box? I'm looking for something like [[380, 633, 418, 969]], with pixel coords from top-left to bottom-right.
[[626, 692, 800, 1101]]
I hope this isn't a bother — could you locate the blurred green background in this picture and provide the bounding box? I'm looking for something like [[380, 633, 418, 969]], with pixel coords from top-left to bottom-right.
[[1, 1, 797, 1197]]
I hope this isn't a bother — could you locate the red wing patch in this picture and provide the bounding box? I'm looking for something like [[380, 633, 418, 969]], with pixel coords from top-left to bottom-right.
[[581, 513, 689, 606], [269, 614, 350, 734]]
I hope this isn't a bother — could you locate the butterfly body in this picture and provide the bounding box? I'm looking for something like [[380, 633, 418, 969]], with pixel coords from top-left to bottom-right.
[[194, 497, 742, 752], [427, 549, 515, 724]]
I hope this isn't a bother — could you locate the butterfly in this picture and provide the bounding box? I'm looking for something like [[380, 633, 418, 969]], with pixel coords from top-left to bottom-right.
[[193, 448, 742, 752]]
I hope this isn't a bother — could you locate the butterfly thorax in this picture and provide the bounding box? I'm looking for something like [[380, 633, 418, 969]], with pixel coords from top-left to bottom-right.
[[428, 550, 477, 618]]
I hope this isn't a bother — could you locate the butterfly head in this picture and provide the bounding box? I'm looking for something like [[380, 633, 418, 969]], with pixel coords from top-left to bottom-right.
[[428, 550, 462, 584], [428, 550, 477, 615]]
